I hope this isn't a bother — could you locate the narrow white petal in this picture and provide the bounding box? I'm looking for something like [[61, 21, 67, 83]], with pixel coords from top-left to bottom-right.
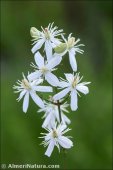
[[30, 91, 44, 108], [33, 86, 53, 92], [45, 41, 52, 61], [59, 81, 70, 88], [64, 73, 74, 84], [62, 113, 71, 124], [23, 92, 29, 113], [70, 90, 78, 111], [46, 56, 62, 70], [45, 72, 59, 87], [34, 52, 44, 68], [45, 140, 55, 157], [17, 90, 26, 101], [76, 84, 89, 94], [53, 87, 70, 100], [69, 51, 77, 71], [57, 124, 67, 134], [31, 39, 44, 53], [42, 112, 53, 128], [28, 71, 42, 81], [58, 136, 73, 149]]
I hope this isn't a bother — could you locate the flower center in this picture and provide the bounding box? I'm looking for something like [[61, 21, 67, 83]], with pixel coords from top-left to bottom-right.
[[72, 77, 79, 88], [44, 28, 50, 39], [22, 79, 31, 90], [40, 66, 49, 74], [67, 37, 75, 49], [52, 130, 58, 138]]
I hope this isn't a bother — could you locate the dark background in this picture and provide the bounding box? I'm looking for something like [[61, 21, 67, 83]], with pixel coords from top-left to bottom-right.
[[1, 0, 112, 169]]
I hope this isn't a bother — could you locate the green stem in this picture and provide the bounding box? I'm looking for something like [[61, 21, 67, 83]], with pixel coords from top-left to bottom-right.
[[57, 100, 62, 123]]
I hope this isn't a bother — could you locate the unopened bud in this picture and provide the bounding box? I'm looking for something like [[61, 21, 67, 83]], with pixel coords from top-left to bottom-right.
[[54, 43, 67, 54], [30, 27, 39, 38]]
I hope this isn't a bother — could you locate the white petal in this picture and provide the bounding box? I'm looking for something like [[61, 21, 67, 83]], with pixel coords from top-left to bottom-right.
[[28, 71, 42, 81], [59, 81, 70, 88], [45, 41, 52, 61], [64, 73, 74, 84], [69, 51, 77, 71], [31, 39, 44, 53], [45, 140, 55, 157], [45, 72, 59, 87], [57, 124, 67, 134], [23, 92, 29, 113], [46, 56, 62, 70], [70, 90, 78, 111], [58, 136, 73, 149], [42, 112, 53, 128], [33, 86, 53, 92], [76, 84, 89, 94], [53, 87, 70, 100], [62, 113, 71, 124], [34, 52, 44, 68], [30, 91, 44, 108], [17, 90, 26, 101]]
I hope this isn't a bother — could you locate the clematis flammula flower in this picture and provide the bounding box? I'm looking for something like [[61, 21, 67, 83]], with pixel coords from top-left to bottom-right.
[[40, 123, 73, 157], [28, 51, 62, 87], [30, 22, 63, 61], [38, 100, 70, 128], [53, 73, 91, 111], [13, 74, 53, 113], [54, 34, 84, 71]]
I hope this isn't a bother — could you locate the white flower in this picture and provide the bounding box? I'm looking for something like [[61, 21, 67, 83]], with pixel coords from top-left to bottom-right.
[[30, 22, 63, 61], [53, 73, 91, 111], [40, 123, 73, 157], [38, 100, 71, 128], [54, 34, 84, 71], [13, 74, 53, 113], [28, 52, 62, 87]]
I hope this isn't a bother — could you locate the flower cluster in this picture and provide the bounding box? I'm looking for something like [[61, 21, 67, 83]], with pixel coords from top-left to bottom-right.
[[13, 23, 91, 157]]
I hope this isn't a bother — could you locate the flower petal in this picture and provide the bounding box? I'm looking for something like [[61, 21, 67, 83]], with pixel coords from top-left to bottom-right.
[[70, 90, 78, 111], [28, 71, 42, 81], [42, 112, 53, 128], [64, 73, 74, 84], [45, 41, 52, 61], [53, 87, 70, 100], [30, 91, 44, 108], [31, 39, 44, 53], [45, 140, 55, 157], [34, 52, 44, 68], [17, 90, 26, 101], [59, 81, 70, 88], [33, 86, 53, 92], [76, 84, 89, 94], [62, 113, 71, 124], [46, 56, 62, 70], [45, 72, 59, 87], [23, 92, 29, 113], [69, 51, 77, 71], [58, 136, 73, 149]]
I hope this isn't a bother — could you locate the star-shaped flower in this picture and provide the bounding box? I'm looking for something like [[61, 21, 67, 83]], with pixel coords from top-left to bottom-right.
[[53, 73, 91, 111], [38, 100, 70, 128], [13, 74, 53, 113], [28, 52, 62, 87], [30, 22, 63, 61], [40, 123, 73, 157], [54, 34, 84, 71]]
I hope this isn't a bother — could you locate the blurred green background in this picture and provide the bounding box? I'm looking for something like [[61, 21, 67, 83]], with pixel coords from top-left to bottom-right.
[[1, 0, 112, 169]]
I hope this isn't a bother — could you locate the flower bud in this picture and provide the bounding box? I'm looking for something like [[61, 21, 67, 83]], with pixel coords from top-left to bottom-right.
[[30, 27, 39, 38], [54, 43, 67, 54]]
